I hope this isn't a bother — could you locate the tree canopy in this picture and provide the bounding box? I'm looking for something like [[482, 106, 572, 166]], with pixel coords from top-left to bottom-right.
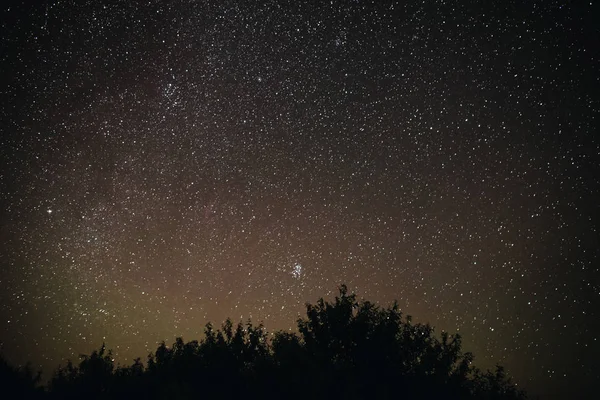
[[1, 285, 526, 399]]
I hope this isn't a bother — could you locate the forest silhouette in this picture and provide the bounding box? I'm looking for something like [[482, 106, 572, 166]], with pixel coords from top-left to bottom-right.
[[1, 285, 526, 399]]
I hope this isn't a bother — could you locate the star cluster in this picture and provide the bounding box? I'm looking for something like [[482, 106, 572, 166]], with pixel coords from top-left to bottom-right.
[[1, 1, 598, 398]]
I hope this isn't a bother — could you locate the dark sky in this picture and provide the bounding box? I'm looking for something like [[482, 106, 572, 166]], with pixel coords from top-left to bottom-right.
[[1, 1, 598, 398]]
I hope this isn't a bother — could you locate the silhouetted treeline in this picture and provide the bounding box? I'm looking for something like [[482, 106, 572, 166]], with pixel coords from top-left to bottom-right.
[[1, 285, 526, 399]]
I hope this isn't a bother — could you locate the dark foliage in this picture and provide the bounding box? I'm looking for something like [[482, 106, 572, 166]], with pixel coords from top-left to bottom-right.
[[0, 354, 44, 399], [1, 285, 526, 399]]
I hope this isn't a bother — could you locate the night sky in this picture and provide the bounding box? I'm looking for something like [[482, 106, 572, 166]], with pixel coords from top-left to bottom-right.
[[1, 1, 599, 398]]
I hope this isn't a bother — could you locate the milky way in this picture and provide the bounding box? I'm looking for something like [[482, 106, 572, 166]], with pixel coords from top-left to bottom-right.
[[1, 1, 598, 398]]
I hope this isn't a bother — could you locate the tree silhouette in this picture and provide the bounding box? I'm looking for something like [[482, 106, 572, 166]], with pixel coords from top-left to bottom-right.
[[0, 354, 43, 399], [2, 285, 527, 399], [49, 344, 115, 399]]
